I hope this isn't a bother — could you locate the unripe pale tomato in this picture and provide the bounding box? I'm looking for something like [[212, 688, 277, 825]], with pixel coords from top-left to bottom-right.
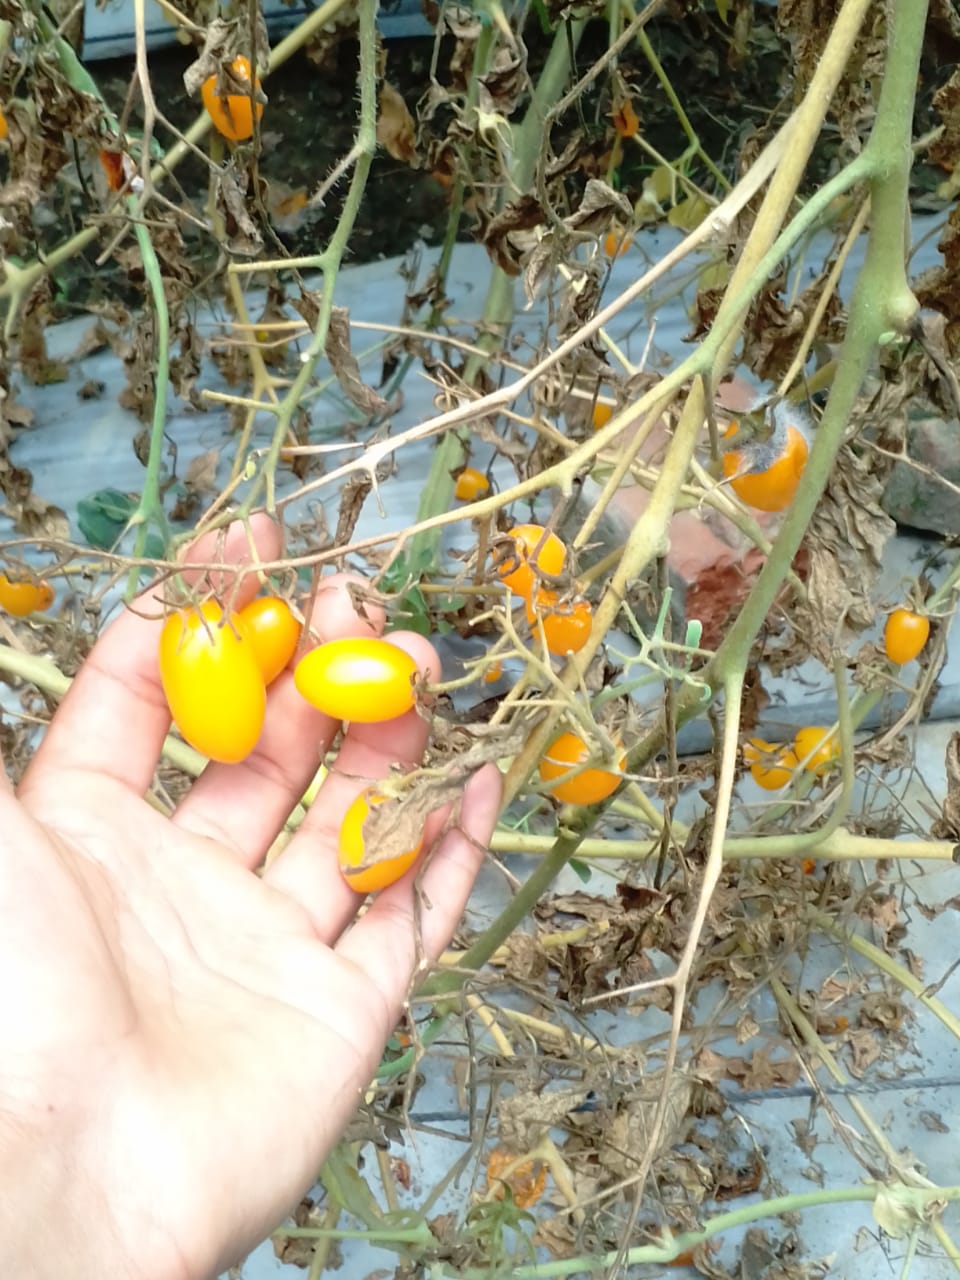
[[744, 738, 797, 790], [526, 589, 592, 656], [237, 596, 301, 685], [497, 524, 566, 599], [158, 600, 266, 763], [201, 55, 264, 143], [338, 789, 423, 894], [455, 468, 490, 501], [293, 636, 418, 722], [793, 726, 839, 775], [722, 422, 808, 512], [0, 573, 54, 617], [884, 608, 929, 665], [539, 730, 625, 805]]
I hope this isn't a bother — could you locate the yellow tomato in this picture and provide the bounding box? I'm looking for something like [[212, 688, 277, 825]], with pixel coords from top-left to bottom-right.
[[539, 731, 625, 805], [237, 596, 301, 685], [158, 601, 266, 763], [722, 422, 808, 513], [793, 726, 840, 776], [454, 468, 490, 501], [338, 789, 423, 894], [884, 608, 930, 665], [0, 573, 55, 617], [293, 637, 418, 722], [526, 589, 592, 656], [496, 524, 566, 599], [744, 738, 796, 790], [201, 55, 264, 143]]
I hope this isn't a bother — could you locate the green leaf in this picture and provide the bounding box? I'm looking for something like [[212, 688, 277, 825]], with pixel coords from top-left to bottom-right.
[[77, 489, 137, 549], [568, 857, 592, 883], [388, 585, 432, 637]]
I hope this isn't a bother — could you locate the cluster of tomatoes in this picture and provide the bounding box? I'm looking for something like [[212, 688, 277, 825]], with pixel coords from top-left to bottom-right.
[[158, 595, 422, 893]]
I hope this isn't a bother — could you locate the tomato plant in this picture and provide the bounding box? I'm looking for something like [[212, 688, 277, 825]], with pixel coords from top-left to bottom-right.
[[338, 789, 422, 894], [793, 726, 839, 775], [0, 572, 55, 617], [526, 589, 592, 656], [455, 467, 490, 501], [884, 608, 929, 665], [722, 422, 808, 512], [237, 596, 301, 685], [496, 524, 566, 598], [294, 636, 418, 722], [539, 730, 625, 805], [744, 738, 797, 790], [158, 600, 266, 763], [201, 55, 264, 143]]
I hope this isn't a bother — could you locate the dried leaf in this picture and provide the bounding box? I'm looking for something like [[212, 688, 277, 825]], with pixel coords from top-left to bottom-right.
[[377, 82, 417, 164], [932, 732, 960, 839], [183, 450, 220, 496], [326, 307, 389, 417], [597, 1071, 692, 1177]]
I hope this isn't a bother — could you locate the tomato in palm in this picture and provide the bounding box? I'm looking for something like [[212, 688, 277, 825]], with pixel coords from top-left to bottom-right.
[[237, 596, 301, 685], [539, 730, 625, 805], [497, 524, 566, 599], [526, 589, 592, 656], [455, 468, 490, 501], [744, 738, 796, 790], [884, 608, 929, 665], [722, 422, 808, 512], [0, 573, 55, 617], [338, 789, 423, 894], [201, 55, 264, 142], [294, 637, 418, 722], [793, 726, 839, 776], [158, 600, 266, 763]]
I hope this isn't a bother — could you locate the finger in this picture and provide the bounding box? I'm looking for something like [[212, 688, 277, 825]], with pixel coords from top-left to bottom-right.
[[335, 763, 501, 992], [264, 632, 441, 936], [18, 515, 280, 804], [171, 574, 386, 864]]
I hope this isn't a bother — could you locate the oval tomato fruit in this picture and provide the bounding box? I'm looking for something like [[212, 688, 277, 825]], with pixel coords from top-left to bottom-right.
[[539, 730, 625, 805], [497, 524, 566, 599], [158, 600, 266, 763], [793, 726, 840, 776], [201, 55, 264, 143], [884, 608, 930, 665], [237, 596, 301, 685], [338, 789, 423, 894], [0, 572, 55, 617], [722, 422, 808, 512], [455, 468, 490, 501], [526, 589, 592, 656], [744, 738, 796, 790], [293, 636, 418, 722]]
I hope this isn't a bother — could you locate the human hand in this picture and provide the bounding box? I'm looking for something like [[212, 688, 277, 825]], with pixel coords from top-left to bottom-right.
[[0, 515, 501, 1280]]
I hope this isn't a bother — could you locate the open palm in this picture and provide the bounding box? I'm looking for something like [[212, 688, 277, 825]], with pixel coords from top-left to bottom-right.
[[0, 517, 500, 1280]]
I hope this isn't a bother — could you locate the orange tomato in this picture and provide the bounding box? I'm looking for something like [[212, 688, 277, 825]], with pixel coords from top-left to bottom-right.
[[603, 228, 633, 257], [201, 55, 264, 143], [722, 422, 808, 512], [612, 97, 640, 138], [592, 401, 614, 430], [454, 468, 490, 501], [793, 726, 839, 776], [526, 589, 592, 656], [338, 789, 422, 894], [0, 573, 55, 617], [539, 730, 625, 805], [237, 596, 301, 685], [743, 738, 796, 790], [158, 601, 266, 763], [483, 660, 504, 683], [99, 148, 129, 192], [0, 106, 9, 142], [485, 1148, 547, 1208], [496, 524, 566, 599], [884, 608, 930, 665], [294, 637, 418, 722]]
